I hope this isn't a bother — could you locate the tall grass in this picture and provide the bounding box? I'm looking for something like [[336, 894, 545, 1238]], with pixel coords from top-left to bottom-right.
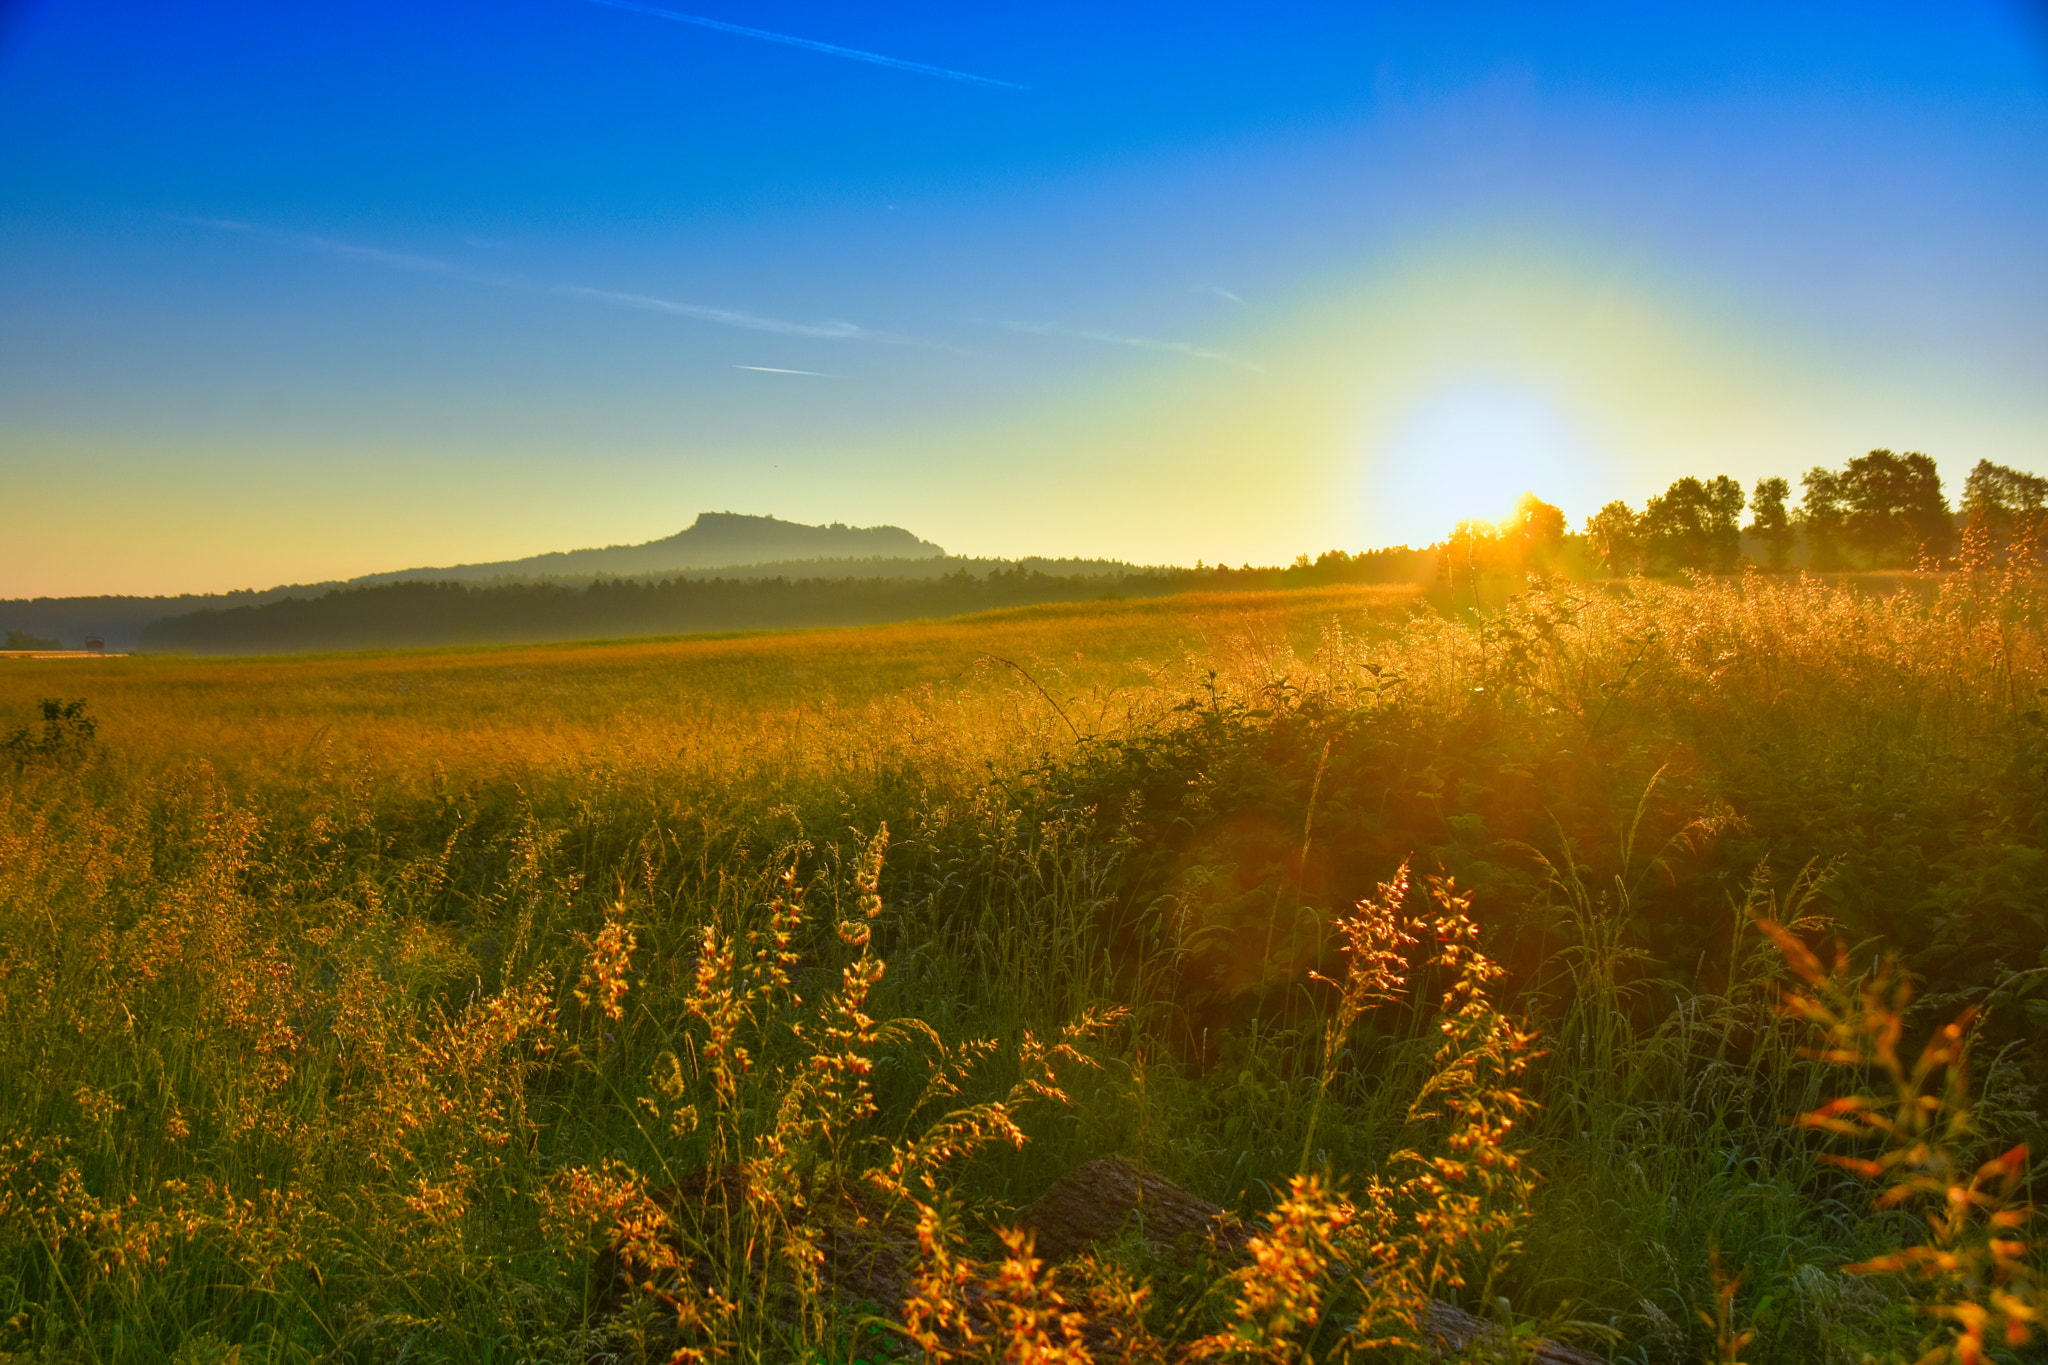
[[0, 574, 2041, 1361]]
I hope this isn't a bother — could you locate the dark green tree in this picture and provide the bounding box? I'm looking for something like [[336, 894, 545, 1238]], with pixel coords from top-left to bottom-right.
[[1642, 475, 1745, 571], [1582, 500, 1643, 575], [1745, 476, 1794, 570], [1960, 458, 2048, 568], [1703, 475, 1746, 569], [1797, 467, 1848, 570], [1962, 459, 2048, 524], [1642, 479, 1704, 570], [1838, 449, 1953, 567]]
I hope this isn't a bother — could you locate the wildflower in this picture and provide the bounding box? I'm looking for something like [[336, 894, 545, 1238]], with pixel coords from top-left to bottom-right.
[[576, 907, 638, 1024]]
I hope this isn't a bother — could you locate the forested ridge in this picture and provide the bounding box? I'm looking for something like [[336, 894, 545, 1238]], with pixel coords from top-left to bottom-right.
[[137, 550, 1429, 654]]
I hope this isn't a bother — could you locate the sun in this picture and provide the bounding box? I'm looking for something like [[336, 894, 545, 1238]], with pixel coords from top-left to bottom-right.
[[1362, 382, 1610, 546]]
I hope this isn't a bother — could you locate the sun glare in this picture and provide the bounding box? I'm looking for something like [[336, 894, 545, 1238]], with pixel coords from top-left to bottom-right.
[[1362, 383, 1608, 546]]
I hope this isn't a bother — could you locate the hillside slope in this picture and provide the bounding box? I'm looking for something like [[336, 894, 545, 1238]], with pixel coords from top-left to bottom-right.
[[348, 512, 944, 585]]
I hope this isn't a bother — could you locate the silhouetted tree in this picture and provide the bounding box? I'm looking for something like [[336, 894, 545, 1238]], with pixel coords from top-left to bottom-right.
[[1434, 492, 1569, 588], [1642, 475, 1745, 571], [1582, 501, 1643, 575], [1798, 467, 1848, 570], [1839, 449, 1953, 567], [1704, 476, 1747, 569], [1436, 518, 1496, 592], [1962, 459, 2048, 524], [1960, 458, 2048, 571], [1277, 547, 1428, 586], [1745, 476, 1794, 570], [1504, 492, 1567, 573]]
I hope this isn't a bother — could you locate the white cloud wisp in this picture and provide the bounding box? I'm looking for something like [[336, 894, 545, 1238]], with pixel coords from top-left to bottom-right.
[[575, 0, 1027, 90]]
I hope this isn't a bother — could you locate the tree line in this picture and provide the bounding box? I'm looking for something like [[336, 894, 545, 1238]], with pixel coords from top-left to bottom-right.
[[137, 568, 1172, 654], [1441, 453, 2046, 582], [135, 554, 1436, 655], [86, 452, 2048, 656]]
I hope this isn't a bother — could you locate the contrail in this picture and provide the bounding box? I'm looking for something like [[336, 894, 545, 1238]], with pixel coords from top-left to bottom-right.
[[170, 216, 473, 277], [170, 214, 941, 347], [575, 0, 1026, 90], [556, 284, 927, 344], [1002, 320, 1266, 373], [735, 365, 833, 376]]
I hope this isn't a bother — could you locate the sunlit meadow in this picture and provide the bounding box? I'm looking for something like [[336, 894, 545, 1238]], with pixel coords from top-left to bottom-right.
[[2, 574, 2044, 1363]]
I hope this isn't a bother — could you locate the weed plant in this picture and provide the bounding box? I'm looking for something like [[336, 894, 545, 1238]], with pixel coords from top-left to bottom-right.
[[0, 576, 2042, 1361]]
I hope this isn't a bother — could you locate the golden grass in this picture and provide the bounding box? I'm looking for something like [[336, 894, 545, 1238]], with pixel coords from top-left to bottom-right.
[[1, 570, 2043, 1363], [0, 585, 1423, 788]]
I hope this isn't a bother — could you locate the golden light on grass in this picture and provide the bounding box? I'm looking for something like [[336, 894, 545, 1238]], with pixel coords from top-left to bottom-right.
[[2, 570, 2043, 1361]]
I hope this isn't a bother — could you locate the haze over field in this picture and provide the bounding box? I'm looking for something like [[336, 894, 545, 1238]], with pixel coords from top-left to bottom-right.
[[1, 510, 1222, 650], [3, 2, 2046, 594]]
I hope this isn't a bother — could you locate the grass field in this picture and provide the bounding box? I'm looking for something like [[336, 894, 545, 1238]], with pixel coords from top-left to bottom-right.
[[1, 575, 2042, 1363]]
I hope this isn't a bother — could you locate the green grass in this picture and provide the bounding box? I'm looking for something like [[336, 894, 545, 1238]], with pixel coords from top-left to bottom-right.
[[0, 575, 2041, 1362]]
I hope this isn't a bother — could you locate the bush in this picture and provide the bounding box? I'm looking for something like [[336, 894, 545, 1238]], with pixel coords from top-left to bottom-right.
[[1, 697, 96, 764]]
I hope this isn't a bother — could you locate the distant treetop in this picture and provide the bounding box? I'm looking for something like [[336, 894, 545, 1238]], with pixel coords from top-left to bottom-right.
[[1442, 450, 2030, 579]]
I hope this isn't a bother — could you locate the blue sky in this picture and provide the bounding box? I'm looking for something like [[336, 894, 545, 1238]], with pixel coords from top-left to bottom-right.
[[3, 1, 2045, 594]]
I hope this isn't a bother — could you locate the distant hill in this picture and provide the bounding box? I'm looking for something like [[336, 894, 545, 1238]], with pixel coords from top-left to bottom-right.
[[3, 512, 1426, 653], [349, 512, 945, 586], [1, 513, 952, 648]]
